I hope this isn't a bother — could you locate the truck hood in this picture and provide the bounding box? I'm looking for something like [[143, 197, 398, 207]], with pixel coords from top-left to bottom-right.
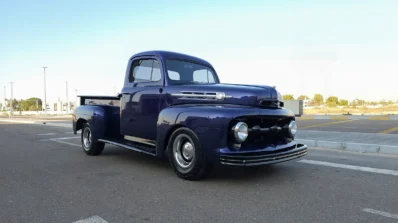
[[166, 83, 283, 108]]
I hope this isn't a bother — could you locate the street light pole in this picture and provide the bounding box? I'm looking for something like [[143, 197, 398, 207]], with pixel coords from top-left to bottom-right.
[[3, 86, 6, 111], [10, 82, 13, 116], [65, 81, 69, 114], [75, 89, 78, 109], [42, 66, 47, 115]]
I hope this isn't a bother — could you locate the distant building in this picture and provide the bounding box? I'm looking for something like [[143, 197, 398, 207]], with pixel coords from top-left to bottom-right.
[[40, 99, 73, 114]]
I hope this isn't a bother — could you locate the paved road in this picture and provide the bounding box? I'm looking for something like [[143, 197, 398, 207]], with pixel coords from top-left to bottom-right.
[[296, 119, 398, 134], [1, 121, 398, 223]]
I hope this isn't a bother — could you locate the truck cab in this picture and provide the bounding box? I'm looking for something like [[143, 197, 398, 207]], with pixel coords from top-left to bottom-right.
[[73, 50, 308, 180]]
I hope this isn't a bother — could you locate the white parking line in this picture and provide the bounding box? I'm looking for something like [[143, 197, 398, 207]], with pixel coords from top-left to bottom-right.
[[50, 139, 81, 147], [40, 136, 80, 141], [362, 208, 398, 220], [38, 133, 57, 136], [73, 215, 109, 223], [298, 159, 398, 176]]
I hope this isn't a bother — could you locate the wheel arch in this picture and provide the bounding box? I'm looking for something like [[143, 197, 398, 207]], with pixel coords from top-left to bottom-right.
[[75, 118, 87, 132], [161, 124, 185, 156]]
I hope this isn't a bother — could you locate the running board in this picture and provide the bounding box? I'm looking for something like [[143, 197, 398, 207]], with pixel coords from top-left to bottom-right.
[[98, 139, 156, 156]]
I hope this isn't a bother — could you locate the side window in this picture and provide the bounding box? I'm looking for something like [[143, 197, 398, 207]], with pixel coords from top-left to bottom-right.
[[151, 60, 161, 81], [130, 59, 162, 82], [168, 70, 180, 80], [193, 69, 215, 83]]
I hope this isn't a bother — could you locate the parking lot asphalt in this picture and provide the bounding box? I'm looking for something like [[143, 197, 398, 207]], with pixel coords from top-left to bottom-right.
[[296, 119, 398, 134], [1, 121, 398, 223], [4, 115, 398, 135]]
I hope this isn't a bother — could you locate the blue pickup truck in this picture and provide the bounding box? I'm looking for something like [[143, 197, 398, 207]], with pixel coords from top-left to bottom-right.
[[73, 50, 308, 180]]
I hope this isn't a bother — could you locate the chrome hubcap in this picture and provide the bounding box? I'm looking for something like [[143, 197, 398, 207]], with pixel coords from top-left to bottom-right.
[[83, 127, 92, 150], [173, 134, 195, 168], [182, 142, 194, 161]]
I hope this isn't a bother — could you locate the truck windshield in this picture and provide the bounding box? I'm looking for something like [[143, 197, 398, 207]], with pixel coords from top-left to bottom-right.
[[165, 59, 218, 85]]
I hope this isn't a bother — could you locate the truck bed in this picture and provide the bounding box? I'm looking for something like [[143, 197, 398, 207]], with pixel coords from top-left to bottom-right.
[[78, 95, 120, 107], [74, 95, 121, 139], [76, 95, 158, 155]]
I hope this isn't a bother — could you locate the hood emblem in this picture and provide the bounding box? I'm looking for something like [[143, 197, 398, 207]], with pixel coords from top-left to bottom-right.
[[171, 91, 232, 100]]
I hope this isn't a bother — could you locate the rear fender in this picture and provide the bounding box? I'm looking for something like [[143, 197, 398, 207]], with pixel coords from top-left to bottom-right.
[[73, 105, 121, 139]]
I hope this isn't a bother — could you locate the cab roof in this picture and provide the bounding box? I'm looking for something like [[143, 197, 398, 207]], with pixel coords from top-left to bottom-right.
[[129, 50, 214, 68]]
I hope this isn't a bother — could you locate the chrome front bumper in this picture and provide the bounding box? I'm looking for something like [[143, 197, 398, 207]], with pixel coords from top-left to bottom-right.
[[219, 144, 308, 166]]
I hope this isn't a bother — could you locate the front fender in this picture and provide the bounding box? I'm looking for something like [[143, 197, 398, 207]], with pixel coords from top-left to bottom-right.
[[155, 105, 296, 159], [155, 106, 235, 159]]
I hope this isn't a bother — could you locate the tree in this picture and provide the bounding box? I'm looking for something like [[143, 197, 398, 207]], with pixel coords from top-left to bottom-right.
[[297, 95, 309, 100], [283, 94, 295, 100], [21, 98, 42, 111], [338, 99, 349, 106], [350, 99, 366, 107], [312, 94, 324, 106], [368, 101, 377, 106], [326, 96, 339, 104], [5, 99, 19, 110], [325, 96, 338, 107]]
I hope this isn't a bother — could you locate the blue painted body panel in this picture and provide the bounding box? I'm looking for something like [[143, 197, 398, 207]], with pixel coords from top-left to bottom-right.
[[73, 105, 120, 139], [73, 50, 307, 164], [155, 104, 295, 160], [120, 87, 161, 140]]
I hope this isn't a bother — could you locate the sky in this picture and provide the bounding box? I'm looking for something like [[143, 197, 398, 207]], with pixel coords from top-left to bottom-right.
[[1, 0, 397, 104]]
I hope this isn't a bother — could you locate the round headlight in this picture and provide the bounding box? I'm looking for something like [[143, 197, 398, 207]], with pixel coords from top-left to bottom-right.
[[289, 120, 297, 136], [233, 122, 248, 143]]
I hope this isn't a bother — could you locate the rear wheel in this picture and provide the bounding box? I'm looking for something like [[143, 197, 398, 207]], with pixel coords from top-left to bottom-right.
[[167, 127, 212, 180], [81, 123, 104, 156]]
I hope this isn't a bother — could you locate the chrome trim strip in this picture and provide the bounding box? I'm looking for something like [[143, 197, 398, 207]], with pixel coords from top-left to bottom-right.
[[171, 91, 232, 100], [171, 93, 217, 98], [98, 139, 156, 156], [124, 135, 156, 146]]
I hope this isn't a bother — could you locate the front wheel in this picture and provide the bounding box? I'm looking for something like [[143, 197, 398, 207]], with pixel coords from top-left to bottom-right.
[[81, 123, 104, 156], [167, 127, 212, 180]]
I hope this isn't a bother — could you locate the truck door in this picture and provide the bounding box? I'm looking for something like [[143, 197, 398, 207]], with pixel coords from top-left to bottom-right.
[[120, 57, 163, 141]]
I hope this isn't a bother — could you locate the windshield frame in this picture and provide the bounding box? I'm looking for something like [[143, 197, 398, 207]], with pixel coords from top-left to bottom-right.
[[165, 59, 220, 85]]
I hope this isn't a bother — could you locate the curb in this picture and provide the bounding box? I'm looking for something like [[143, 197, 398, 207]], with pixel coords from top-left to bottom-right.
[[298, 115, 397, 120], [42, 123, 72, 128], [0, 119, 71, 128], [0, 119, 35, 124], [296, 139, 398, 155]]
